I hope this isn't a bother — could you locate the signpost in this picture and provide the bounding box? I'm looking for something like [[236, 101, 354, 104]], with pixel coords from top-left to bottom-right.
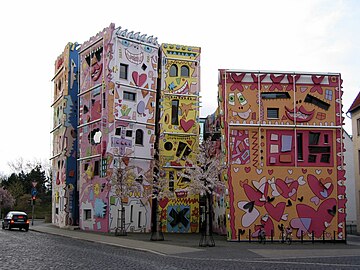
[[31, 182, 37, 226]]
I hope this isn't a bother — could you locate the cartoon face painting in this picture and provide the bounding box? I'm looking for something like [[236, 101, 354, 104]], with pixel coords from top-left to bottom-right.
[[229, 92, 251, 119], [85, 47, 103, 82]]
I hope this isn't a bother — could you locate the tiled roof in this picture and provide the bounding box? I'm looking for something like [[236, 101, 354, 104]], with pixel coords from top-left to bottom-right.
[[348, 91, 360, 113]]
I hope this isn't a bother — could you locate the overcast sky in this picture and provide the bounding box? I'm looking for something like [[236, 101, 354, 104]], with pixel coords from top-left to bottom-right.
[[0, 0, 359, 175]]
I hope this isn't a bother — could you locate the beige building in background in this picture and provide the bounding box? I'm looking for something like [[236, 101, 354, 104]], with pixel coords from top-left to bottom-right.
[[348, 91, 360, 234]]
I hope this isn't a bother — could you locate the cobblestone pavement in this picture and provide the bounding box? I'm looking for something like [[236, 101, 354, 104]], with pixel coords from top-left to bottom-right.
[[1, 221, 360, 269]]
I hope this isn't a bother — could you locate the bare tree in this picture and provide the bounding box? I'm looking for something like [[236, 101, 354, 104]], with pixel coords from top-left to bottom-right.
[[111, 154, 144, 236], [150, 156, 176, 241], [181, 137, 226, 246], [0, 187, 15, 219]]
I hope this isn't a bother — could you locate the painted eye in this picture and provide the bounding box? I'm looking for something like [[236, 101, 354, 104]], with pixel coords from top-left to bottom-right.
[[143, 45, 152, 53], [122, 40, 130, 47], [237, 93, 247, 106], [229, 93, 235, 106]]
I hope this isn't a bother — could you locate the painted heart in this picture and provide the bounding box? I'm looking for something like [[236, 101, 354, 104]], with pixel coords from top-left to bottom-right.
[[275, 178, 299, 200], [310, 196, 320, 205], [233, 167, 239, 173], [288, 169, 293, 175], [296, 198, 336, 238], [243, 201, 255, 212], [297, 176, 306, 186], [302, 168, 307, 174], [256, 168, 262, 175], [308, 174, 333, 199], [291, 217, 311, 237], [265, 202, 285, 222], [158, 197, 169, 209], [268, 169, 273, 175], [315, 169, 322, 175], [281, 214, 288, 221], [238, 201, 260, 227], [252, 177, 267, 193], [180, 119, 195, 132], [245, 167, 251, 173], [132, 71, 147, 87]]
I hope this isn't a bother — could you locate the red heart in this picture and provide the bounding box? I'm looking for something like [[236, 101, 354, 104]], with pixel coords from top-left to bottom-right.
[[158, 198, 169, 209], [132, 71, 147, 87], [265, 202, 285, 222], [180, 119, 195, 132]]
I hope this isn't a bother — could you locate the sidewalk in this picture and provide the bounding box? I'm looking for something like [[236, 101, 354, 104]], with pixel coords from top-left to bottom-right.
[[30, 222, 360, 259]]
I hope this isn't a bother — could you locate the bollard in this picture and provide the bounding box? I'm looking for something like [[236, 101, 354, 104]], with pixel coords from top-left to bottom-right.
[[271, 229, 273, 243], [333, 231, 336, 243], [301, 230, 303, 243], [249, 229, 251, 243], [238, 229, 240, 242]]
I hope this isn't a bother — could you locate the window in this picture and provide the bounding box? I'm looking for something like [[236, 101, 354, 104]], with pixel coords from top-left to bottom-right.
[[304, 94, 330, 110], [123, 91, 136, 101], [181, 65, 189, 77], [170, 64, 178, 77], [308, 155, 316, 163], [357, 118, 360, 136], [261, 92, 290, 99], [324, 134, 329, 144], [325, 89, 333, 101], [126, 130, 133, 137], [130, 205, 133, 222], [120, 63, 128, 79], [320, 154, 330, 163], [103, 93, 106, 109], [267, 108, 279, 119], [84, 209, 92, 220], [297, 133, 303, 161], [138, 212, 142, 228], [135, 129, 144, 145], [94, 160, 100, 176], [115, 127, 121, 136], [171, 100, 179, 125], [309, 132, 320, 145], [358, 150, 360, 174]]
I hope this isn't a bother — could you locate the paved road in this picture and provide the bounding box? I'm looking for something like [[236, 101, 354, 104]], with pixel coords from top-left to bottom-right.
[[2, 223, 360, 269]]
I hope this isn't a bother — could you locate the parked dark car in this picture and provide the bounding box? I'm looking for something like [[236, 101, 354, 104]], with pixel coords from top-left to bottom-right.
[[2, 211, 30, 231]]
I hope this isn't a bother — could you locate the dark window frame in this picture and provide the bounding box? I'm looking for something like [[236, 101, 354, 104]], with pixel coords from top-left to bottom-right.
[[267, 108, 279, 119], [120, 63, 128, 79]]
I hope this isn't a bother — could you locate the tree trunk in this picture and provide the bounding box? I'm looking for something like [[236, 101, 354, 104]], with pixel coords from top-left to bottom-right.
[[199, 192, 215, 247]]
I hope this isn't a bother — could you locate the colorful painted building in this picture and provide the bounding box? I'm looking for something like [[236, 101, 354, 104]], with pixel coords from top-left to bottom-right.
[[217, 70, 346, 241], [51, 42, 80, 227], [77, 24, 160, 233], [157, 44, 201, 233]]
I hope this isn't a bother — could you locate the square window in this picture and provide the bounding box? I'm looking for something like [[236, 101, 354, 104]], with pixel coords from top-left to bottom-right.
[[123, 91, 136, 101], [115, 127, 121, 136], [126, 130, 133, 137], [325, 89, 333, 101], [357, 118, 360, 136], [320, 154, 330, 163], [84, 209, 92, 220], [308, 155, 316, 163], [120, 63, 128, 79], [267, 108, 279, 119], [94, 160, 100, 176], [309, 132, 320, 145]]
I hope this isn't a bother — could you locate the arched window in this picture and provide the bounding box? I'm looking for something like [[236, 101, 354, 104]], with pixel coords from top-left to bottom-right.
[[135, 129, 144, 145], [169, 64, 178, 77], [181, 65, 189, 77]]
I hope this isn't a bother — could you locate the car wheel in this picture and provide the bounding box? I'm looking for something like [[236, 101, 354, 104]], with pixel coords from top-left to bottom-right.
[[1, 224, 4, 230], [25, 228, 29, 232]]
